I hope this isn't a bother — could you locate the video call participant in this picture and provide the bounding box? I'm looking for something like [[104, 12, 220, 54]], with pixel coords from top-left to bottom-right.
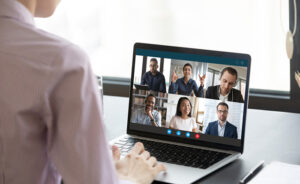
[[205, 67, 244, 102], [205, 102, 238, 139], [131, 94, 161, 127], [141, 58, 166, 93], [169, 63, 205, 97], [169, 97, 198, 132]]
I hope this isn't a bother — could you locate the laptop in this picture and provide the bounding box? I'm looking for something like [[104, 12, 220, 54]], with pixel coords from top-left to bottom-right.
[[110, 43, 251, 184]]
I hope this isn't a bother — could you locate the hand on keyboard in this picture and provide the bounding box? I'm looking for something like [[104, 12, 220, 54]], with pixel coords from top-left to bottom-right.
[[112, 142, 167, 184]]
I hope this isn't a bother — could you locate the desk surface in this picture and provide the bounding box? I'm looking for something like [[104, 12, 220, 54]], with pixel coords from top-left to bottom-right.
[[103, 95, 300, 184]]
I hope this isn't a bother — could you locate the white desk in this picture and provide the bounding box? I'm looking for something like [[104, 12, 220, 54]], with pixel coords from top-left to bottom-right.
[[103, 95, 300, 184]]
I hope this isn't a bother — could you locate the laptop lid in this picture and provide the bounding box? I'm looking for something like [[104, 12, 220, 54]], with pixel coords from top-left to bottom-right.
[[127, 43, 251, 153]]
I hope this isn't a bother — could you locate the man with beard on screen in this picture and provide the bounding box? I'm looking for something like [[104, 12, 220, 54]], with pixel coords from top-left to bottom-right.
[[131, 94, 161, 127], [205, 102, 237, 139]]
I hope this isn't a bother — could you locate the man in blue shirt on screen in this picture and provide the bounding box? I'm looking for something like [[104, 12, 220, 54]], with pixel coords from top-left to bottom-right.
[[169, 63, 205, 97], [141, 58, 166, 93]]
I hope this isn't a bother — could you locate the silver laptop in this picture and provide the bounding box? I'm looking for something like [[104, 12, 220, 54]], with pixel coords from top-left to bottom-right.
[[110, 43, 251, 184]]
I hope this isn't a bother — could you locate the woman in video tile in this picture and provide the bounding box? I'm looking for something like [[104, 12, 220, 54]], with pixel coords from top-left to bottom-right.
[[169, 97, 198, 132]]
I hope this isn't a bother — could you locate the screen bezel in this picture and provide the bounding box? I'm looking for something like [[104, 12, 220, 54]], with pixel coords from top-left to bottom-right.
[[127, 42, 251, 153]]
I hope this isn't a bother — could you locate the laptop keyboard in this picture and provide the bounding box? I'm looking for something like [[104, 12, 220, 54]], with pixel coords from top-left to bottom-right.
[[114, 137, 230, 169]]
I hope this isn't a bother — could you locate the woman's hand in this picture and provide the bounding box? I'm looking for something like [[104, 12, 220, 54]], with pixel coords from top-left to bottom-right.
[[113, 142, 166, 184]]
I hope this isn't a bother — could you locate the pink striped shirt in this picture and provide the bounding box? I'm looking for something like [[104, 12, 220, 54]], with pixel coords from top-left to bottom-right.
[[0, 0, 121, 183]]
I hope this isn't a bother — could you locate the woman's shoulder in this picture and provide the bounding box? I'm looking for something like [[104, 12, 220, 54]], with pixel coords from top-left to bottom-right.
[[170, 115, 177, 120], [170, 115, 181, 121], [30, 27, 89, 67], [172, 116, 195, 122]]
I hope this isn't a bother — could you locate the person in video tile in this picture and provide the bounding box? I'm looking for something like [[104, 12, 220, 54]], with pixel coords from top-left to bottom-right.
[[205, 67, 243, 102], [169, 63, 205, 97], [169, 97, 198, 132], [141, 58, 166, 93], [131, 94, 161, 127], [205, 102, 237, 138]]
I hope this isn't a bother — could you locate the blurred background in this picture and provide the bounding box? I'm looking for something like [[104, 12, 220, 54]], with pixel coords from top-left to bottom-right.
[[35, 0, 300, 113]]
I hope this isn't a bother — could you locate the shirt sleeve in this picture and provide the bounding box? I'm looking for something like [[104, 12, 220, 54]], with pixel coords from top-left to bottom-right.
[[131, 109, 138, 123], [141, 73, 146, 85], [160, 75, 166, 93], [233, 126, 238, 139], [205, 123, 211, 134], [169, 116, 176, 129], [192, 80, 203, 97], [168, 81, 178, 94], [197, 85, 204, 97], [44, 44, 119, 184], [154, 111, 162, 127], [205, 86, 212, 99], [236, 90, 244, 103]]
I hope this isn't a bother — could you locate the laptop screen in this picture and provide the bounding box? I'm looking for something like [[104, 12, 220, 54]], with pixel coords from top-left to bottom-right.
[[128, 43, 251, 152]]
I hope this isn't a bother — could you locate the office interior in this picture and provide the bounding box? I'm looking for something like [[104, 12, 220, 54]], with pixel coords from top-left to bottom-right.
[[13, 0, 300, 183], [57, 0, 299, 113]]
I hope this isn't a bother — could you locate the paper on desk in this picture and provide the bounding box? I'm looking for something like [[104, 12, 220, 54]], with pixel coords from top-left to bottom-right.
[[249, 161, 300, 184]]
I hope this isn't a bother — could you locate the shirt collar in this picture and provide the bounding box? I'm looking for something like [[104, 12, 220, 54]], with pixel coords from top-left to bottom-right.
[[0, 0, 34, 26], [218, 120, 227, 128], [148, 71, 156, 76], [148, 71, 160, 76], [180, 77, 193, 84], [219, 86, 230, 96]]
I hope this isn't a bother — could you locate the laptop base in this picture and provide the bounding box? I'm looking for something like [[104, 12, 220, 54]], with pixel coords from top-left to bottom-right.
[[110, 134, 241, 184]]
